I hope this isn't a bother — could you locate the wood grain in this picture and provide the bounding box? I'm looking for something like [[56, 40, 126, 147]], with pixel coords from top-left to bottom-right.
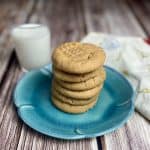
[[127, 0, 150, 36], [0, 1, 34, 147], [0, 59, 23, 150], [101, 113, 150, 150], [83, 0, 145, 37], [17, 124, 98, 150], [0, 0, 150, 149]]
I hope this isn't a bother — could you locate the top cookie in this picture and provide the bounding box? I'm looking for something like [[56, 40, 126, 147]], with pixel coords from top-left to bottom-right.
[[52, 42, 106, 74]]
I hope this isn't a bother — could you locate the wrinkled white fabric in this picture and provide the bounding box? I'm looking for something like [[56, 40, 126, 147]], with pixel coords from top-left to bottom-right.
[[82, 32, 150, 120]]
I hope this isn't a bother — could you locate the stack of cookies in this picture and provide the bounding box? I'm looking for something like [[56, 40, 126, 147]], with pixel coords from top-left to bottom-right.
[[51, 42, 106, 114]]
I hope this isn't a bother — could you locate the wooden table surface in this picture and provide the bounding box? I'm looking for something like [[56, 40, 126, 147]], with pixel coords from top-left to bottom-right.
[[0, 0, 150, 149]]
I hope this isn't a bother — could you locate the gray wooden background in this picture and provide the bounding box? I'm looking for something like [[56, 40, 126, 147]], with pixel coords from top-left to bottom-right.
[[0, 0, 150, 149]]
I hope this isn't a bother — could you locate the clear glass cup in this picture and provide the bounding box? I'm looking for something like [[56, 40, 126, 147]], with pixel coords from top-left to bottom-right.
[[11, 24, 51, 71]]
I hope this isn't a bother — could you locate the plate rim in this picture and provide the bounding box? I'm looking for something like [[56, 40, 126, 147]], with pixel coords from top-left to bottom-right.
[[14, 65, 135, 140]]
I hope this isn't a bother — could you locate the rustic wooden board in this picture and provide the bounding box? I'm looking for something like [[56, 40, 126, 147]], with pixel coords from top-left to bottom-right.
[[0, 0, 150, 149], [0, 0, 34, 149], [0, 59, 23, 150], [127, 0, 150, 35], [83, 0, 145, 37], [0, 1, 35, 150], [82, 0, 150, 149], [101, 112, 150, 150], [17, 124, 98, 150]]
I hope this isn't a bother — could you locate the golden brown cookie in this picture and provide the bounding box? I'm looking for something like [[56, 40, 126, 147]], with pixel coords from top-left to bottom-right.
[[56, 71, 105, 91], [52, 95, 98, 114], [52, 88, 98, 105], [53, 67, 105, 83], [52, 42, 106, 74], [53, 80, 102, 99]]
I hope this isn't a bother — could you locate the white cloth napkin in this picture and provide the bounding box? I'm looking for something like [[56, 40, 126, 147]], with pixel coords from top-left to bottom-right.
[[82, 32, 150, 120]]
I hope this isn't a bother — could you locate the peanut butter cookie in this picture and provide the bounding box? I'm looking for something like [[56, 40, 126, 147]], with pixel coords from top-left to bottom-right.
[[53, 67, 105, 83], [52, 42, 105, 74], [56, 70, 105, 91], [52, 89, 98, 105], [53, 80, 103, 99], [52, 95, 98, 114]]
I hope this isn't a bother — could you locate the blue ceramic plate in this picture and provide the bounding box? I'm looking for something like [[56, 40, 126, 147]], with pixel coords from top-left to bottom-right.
[[14, 66, 134, 139]]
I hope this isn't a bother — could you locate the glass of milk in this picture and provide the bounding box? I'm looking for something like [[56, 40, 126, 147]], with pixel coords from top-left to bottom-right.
[[11, 24, 51, 71]]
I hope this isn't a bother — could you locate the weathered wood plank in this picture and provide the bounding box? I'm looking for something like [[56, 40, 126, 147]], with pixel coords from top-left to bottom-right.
[[0, 0, 34, 83], [0, 59, 24, 150], [101, 113, 150, 150], [0, 1, 35, 150], [127, 0, 150, 35], [82, 0, 150, 149], [0, 0, 149, 150], [18, 124, 97, 150], [83, 0, 145, 37]]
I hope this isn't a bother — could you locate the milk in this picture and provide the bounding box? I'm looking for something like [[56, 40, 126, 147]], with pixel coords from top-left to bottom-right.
[[11, 24, 51, 70]]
